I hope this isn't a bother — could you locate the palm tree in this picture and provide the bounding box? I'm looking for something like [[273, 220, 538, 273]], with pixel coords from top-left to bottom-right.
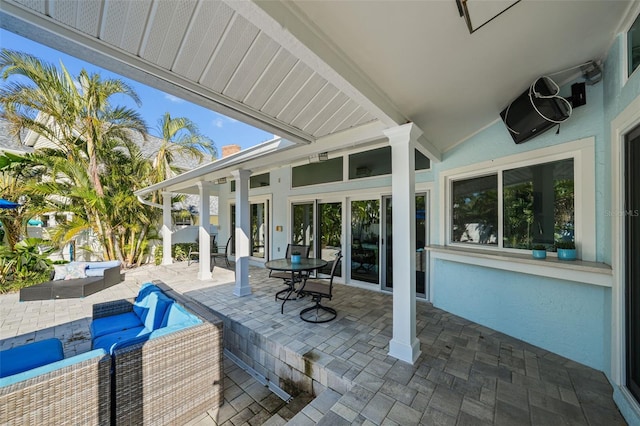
[[0, 49, 147, 260], [148, 112, 217, 203]]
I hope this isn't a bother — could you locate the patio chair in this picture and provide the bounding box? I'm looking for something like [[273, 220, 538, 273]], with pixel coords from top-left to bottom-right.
[[273, 244, 310, 301], [188, 235, 217, 266], [299, 252, 342, 323], [211, 236, 232, 268]]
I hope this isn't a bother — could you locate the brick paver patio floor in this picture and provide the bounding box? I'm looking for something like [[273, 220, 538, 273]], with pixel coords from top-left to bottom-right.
[[0, 262, 627, 425]]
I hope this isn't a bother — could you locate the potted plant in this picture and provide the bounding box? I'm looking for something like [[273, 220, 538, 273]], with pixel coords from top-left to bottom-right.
[[555, 241, 577, 261], [291, 251, 302, 264], [531, 244, 547, 259]]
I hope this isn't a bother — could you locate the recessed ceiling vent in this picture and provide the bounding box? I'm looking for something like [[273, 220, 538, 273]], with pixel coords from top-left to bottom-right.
[[456, 0, 521, 34]]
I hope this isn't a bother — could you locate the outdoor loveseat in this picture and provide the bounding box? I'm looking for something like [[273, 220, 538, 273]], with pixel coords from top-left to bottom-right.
[[0, 338, 111, 425], [91, 281, 223, 424], [19, 261, 123, 301]]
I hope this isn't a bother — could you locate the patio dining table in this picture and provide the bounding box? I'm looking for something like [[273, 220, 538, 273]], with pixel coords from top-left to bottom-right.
[[265, 257, 328, 314]]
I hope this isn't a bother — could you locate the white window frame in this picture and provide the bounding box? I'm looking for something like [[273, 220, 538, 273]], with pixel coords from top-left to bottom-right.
[[228, 194, 272, 262], [440, 138, 596, 261], [621, 7, 640, 87]]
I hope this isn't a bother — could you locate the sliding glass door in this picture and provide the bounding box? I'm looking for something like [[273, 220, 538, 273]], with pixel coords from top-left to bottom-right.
[[350, 199, 380, 284], [318, 202, 342, 276], [381, 193, 428, 297], [291, 201, 343, 276]]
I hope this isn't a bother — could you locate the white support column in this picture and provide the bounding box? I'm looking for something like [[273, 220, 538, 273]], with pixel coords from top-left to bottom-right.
[[384, 123, 422, 364], [197, 182, 212, 280], [232, 169, 252, 296], [162, 192, 173, 266]]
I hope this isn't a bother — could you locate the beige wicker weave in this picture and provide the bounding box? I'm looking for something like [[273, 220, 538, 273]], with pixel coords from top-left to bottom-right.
[[0, 352, 111, 425], [92, 281, 223, 425]]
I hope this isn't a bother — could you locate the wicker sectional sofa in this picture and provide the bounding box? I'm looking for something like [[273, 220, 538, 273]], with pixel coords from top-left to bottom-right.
[[91, 281, 224, 425], [19, 261, 123, 301], [0, 339, 111, 425]]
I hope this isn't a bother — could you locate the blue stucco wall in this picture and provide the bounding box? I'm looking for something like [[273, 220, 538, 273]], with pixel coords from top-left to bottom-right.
[[432, 260, 607, 370], [428, 32, 612, 374]]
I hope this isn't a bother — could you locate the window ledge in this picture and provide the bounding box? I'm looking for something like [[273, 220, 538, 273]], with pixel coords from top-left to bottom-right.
[[426, 245, 612, 287]]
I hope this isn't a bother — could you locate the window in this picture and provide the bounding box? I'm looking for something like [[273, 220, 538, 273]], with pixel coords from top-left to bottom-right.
[[450, 158, 574, 250], [629, 13, 640, 77], [452, 175, 498, 245], [230, 200, 269, 258], [230, 172, 270, 192], [292, 157, 343, 187], [348, 147, 431, 180], [503, 159, 574, 249]]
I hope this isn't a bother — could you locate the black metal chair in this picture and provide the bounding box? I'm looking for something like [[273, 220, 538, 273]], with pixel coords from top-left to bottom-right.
[[272, 244, 310, 301], [211, 236, 233, 269], [188, 235, 217, 266], [299, 252, 342, 323]]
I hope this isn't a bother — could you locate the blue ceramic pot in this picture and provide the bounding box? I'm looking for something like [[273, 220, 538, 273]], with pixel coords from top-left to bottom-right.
[[291, 254, 301, 264], [532, 249, 547, 259], [557, 248, 576, 261]]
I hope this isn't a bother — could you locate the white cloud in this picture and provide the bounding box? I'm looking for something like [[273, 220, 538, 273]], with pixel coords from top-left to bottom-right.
[[213, 117, 224, 128], [164, 94, 185, 103]]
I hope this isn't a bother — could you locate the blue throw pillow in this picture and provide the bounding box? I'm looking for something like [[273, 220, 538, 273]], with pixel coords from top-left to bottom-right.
[[134, 291, 173, 331]]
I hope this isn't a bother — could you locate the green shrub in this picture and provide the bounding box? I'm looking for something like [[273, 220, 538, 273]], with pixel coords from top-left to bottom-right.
[[554, 241, 576, 250], [0, 238, 55, 293], [172, 243, 197, 262]]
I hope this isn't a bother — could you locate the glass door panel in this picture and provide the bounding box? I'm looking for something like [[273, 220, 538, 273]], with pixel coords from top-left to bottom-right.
[[382, 194, 427, 297], [292, 203, 314, 258], [351, 200, 380, 284], [251, 202, 267, 258], [626, 125, 640, 404], [318, 202, 342, 276], [416, 194, 427, 297]]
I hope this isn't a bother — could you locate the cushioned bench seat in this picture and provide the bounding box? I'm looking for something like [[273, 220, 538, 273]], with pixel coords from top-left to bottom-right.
[[0, 338, 64, 378]]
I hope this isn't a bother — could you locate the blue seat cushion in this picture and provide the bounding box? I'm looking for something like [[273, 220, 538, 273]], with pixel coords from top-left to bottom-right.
[[1, 349, 107, 388], [133, 291, 173, 331], [90, 312, 143, 339], [161, 303, 201, 328], [0, 338, 64, 378], [92, 326, 149, 353]]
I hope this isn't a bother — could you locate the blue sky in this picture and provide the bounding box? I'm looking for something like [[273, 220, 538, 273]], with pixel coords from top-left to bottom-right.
[[0, 29, 275, 152]]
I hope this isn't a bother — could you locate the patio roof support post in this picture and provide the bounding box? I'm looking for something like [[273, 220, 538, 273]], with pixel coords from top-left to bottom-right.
[[161, 192, 173, 266], [197, 181, 212, 280], [385, 123, 422, 364], [232, 169, 252, 297]]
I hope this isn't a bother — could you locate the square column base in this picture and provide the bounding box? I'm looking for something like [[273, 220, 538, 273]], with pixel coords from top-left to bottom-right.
[[388, 338, 421, 364]]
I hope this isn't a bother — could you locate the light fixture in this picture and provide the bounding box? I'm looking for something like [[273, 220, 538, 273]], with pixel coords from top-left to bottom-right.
[[456, 0, 520, 34], [308, 152, 329, 163]]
